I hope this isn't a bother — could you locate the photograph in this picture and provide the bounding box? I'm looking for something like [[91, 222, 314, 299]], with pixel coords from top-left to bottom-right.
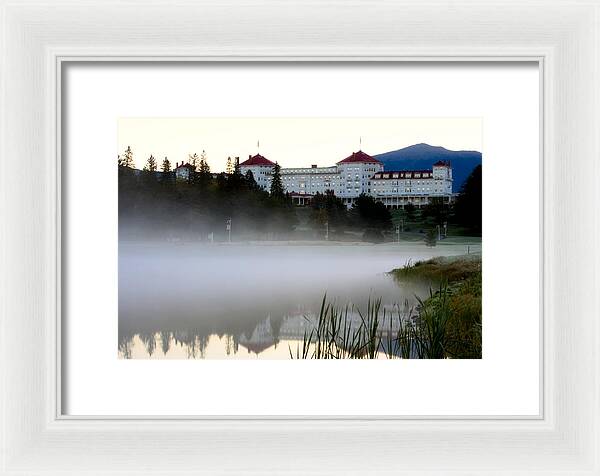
[[117, 117, 482, 359]]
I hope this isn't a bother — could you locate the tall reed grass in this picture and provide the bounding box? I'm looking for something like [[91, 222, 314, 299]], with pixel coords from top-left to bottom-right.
[[289, 285, 455, 359], [289, 254, 482, 359]]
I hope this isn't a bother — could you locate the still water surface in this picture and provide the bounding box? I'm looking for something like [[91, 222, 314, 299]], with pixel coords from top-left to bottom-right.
[[118, 242, 475, 359]]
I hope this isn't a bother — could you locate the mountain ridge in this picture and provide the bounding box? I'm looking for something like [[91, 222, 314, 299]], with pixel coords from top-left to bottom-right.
[[374, 143, 482, 193]]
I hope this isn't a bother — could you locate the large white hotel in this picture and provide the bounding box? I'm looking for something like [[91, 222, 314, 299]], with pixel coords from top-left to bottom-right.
[[239, 150, 453, 209]]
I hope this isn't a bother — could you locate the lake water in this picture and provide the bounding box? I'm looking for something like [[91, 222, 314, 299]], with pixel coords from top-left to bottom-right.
[[118, 242, 477, 359]]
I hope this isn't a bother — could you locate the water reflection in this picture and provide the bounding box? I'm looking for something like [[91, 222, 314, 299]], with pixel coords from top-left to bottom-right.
[[119, 299, 418, 359], [118, 242, 469, 359]]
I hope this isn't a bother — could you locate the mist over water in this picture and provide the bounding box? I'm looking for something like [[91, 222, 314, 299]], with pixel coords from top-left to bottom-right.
[[118, 242, 472, 359]]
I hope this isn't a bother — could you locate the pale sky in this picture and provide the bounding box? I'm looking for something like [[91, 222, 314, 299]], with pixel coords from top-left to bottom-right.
[[118, 117, 482, 172]]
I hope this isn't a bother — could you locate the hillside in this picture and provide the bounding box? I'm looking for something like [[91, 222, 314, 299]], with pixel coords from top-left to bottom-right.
[[374, 143, 482, 193]]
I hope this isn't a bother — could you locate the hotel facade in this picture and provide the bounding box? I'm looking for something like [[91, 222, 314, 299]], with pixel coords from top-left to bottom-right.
[[239, 150, 453, 209]]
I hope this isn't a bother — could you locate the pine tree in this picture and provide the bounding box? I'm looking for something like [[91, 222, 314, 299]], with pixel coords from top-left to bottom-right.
[[311, 190, 347, 232], [119, 146, 134, 168], [197, 150, 210, 174], [161, 157, 171, 172], [225, 156, 234, 175], [143, 155, 157, 172], [189, 153, 200, 171], [233, 157, 241, 175], [453, 164, 482, 235], [424, 228, 437, 247], [404, 202, 416, 221], [199, 150, 210, 174], [244, 169, 257, 189], [350, 193, 392, 230], [270, 162, 285, 198]]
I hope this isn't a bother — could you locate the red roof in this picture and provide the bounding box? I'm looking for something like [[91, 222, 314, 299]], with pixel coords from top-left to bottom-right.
[[239, 154, 276, 167], [337, 150, 382, 165], [433, 160, 451, 167]]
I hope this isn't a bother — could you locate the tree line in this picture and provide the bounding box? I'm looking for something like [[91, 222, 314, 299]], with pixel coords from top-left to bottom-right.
[[118, 147, 481, 242], [118, 147, 297, 241]]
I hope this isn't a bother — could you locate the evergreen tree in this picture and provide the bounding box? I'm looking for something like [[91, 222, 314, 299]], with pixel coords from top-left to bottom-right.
[[270, 162, 285, 198], [349, 193, 392, 230], [453, 165, 482, 235], [226, 157, 245, 192], [404, 202, 416, 221], [160, 157, 173, 185], [226, 157, 234, 175], [216, 172, 227, 190], [119, 146, 134, 168], [422, 196, 449, 226], [143, 155, 157, 172], [311, 190, 347, 233], [244, 169, 258, 189], [199, 150, 209, 173], [424, 228, 437, 247], [192, 151, 211, 188], [199, 154, 211, 174], [200, 160, 210, 174], [189, 152, 200, 171]]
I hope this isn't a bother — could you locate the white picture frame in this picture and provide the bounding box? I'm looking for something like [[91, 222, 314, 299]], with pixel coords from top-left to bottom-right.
[[1, 1, 598, 474]]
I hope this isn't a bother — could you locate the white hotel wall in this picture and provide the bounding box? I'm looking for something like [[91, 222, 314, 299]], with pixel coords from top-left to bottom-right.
[[282, 165, 339, 196], [241, 161, 453, 208]]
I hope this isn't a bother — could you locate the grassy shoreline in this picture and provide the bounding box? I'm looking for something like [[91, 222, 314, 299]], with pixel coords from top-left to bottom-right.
[[291, 254, 482, 359], [391, 254, 482, 358], [390, 253, 482, 283]]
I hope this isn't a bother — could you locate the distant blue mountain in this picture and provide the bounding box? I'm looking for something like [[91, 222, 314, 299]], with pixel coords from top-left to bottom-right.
[[374, 143, 482, 193]]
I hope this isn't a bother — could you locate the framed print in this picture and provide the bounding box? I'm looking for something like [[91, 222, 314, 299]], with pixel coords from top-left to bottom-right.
[[1, 1, 599, 475], [61, 62, 539, 417]]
